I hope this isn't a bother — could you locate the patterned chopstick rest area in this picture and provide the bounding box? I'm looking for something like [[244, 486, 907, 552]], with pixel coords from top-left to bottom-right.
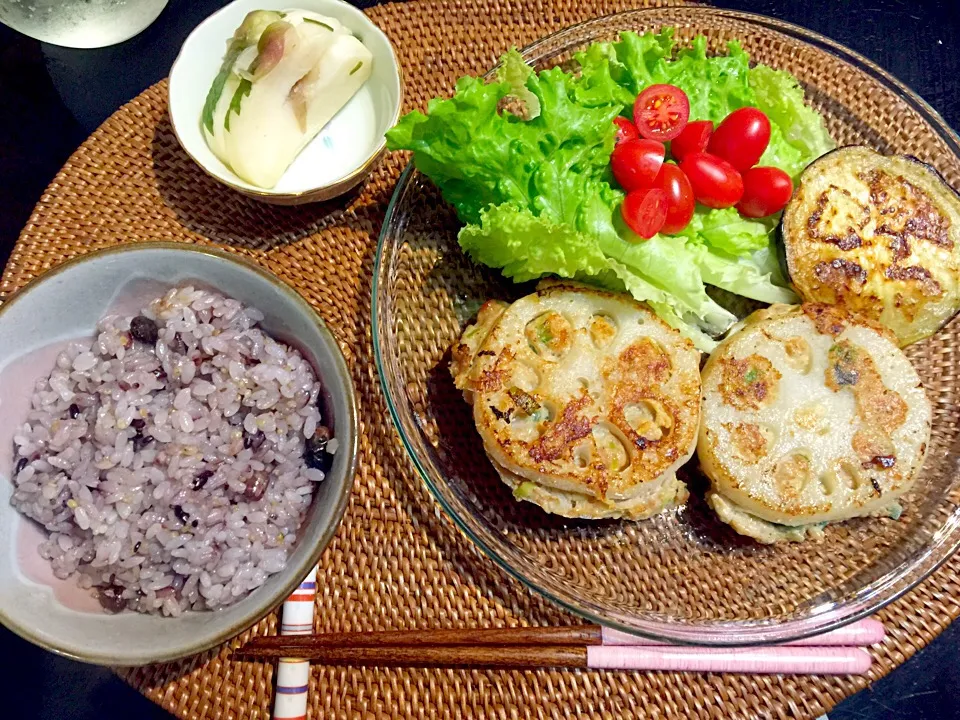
[[272, 568, 318, 720]]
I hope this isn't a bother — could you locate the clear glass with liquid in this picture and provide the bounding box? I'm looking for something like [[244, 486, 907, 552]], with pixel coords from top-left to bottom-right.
[[0, 0, 169, 48]]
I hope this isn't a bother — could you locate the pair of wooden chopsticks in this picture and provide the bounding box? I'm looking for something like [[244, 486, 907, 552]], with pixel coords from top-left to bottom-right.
[[239, 619, 883, 675]]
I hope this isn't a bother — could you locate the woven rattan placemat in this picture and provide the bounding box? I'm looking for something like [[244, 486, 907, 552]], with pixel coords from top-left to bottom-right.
[[3, 0, 960, 717]]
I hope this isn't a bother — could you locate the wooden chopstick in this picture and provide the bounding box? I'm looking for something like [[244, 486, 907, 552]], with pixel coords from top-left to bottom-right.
[[245, 625, 602, 651], [236, 643, 872, 674], [245, 645, 588, 668], [240, 618, 884, 654]]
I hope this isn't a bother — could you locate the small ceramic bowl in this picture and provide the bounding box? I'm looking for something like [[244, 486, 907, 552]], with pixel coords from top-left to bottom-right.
[[168, 0, 402, 205], [0, 243, 357, 665]]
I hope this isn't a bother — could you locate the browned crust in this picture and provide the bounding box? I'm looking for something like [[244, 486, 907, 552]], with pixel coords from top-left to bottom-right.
[[473, 348, 515, 393], [589, 315, 618, 347], [615, 338, 672, 387], [450, 299, 508, 389], [802, 302, 892, 341], [724, 422, 768, 465], [528, 394, 594, 465], [825, 339, 908, 433], [717, 354, 781, 411], [524, 310, 573, 360]]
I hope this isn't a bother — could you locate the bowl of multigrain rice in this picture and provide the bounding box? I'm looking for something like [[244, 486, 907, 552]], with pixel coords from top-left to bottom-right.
[[0, 243, 357, 665]]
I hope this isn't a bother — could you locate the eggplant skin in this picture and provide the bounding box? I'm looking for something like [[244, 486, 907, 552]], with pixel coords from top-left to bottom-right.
[[778, 145, 960, 346]]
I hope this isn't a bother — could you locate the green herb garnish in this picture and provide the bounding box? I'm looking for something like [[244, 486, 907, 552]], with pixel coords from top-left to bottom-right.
[[744, 368, 760, 383], [304, 17, 334, 30], [201, 45, 243, 134], [202, 10, 283, 134], [349, 61, 363, 75], [537, 324, 553, 345], [224, 78, 252, 131], [513, 481, 536, 500]]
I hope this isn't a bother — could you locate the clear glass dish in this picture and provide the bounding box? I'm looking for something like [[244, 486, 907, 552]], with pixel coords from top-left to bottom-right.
[[372, 7, 960, 645]]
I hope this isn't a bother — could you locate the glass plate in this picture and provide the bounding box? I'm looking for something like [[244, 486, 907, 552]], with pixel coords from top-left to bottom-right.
[[373, 7, 960, 645]]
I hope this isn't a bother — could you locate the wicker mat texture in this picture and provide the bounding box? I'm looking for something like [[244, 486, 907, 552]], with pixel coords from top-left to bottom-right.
[[3, 0, 960, 718]]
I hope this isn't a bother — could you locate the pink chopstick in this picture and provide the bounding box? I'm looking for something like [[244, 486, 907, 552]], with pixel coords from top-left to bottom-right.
[[587, 645, 872, 674], [601, 618, 886, 647]]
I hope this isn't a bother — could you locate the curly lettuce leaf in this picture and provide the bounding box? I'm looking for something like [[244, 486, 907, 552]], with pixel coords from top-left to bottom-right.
[[577, 32, 753, 124], [573, 28, 673, 106], [605, 257, 720, 350], [386, 63, 620, 226], [458, 203, 610, 282], [750, 64, 834, 177], [676, 206, 770, 256], [694, 245, 798, 305]]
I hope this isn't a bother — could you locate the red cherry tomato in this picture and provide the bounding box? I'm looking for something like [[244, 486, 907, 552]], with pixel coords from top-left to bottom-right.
[[633, 84, 690, 142], [610, 138, 665, 192], [736, 166, 794, 218], [621, 188, 668, 240], [707, 107, 771, 172], [651, 163, 695, 234], [613, 116, 639, 146], [678, 152, 744, 209], [670, 120, 713, 161]]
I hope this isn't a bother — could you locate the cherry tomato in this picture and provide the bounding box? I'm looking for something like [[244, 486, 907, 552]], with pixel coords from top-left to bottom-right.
[[613, 116, 639, 146], [621, 188, 668, 240], [633, 84, 690, 142], [651, 163, 695, 234], [610, 138, 665, 192], [736, 166, 794, 218], [707, 107, 771, 172], [678, 152, 744, 209], [670, 120, 713, 161]]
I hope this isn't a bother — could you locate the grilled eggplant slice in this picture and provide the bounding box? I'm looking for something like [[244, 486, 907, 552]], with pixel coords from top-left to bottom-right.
[[779, 146, 960, 345]]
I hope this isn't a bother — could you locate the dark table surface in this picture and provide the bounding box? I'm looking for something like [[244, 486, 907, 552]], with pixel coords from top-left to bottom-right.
[[2, 0, 960, 717]]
